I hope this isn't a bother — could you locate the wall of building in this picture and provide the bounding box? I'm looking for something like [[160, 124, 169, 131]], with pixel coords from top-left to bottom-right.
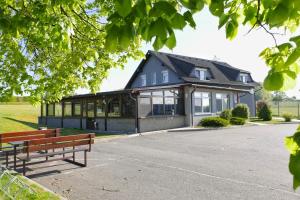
[[239, 92, 256, 116], [139, 116, 185, 132], [107, 118, 136, 133], [130, 56, 183, 88], [46, 117, 62, 128], [63, 118, 81, 129]]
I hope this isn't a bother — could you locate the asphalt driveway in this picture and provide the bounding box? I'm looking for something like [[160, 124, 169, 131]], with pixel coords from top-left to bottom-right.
[[31, 124, 300, 200]]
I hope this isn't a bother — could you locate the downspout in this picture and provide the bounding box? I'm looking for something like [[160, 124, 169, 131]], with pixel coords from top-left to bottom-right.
[[190, 87, 196, 127], [129, 92, 139, 134]]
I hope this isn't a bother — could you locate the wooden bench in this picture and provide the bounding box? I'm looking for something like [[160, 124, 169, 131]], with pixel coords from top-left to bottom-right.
[[17, 133, 95, 175], [0, 129, 60, 168]]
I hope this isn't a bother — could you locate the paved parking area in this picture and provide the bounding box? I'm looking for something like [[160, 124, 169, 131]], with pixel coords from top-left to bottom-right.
[[30, 124, 300, 200]]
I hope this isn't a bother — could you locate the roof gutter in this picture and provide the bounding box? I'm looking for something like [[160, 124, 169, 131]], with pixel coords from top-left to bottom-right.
[[189, 84, 253, 93]]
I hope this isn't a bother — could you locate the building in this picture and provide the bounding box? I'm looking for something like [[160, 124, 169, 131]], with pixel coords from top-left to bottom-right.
[[39, 51, 258, 133]]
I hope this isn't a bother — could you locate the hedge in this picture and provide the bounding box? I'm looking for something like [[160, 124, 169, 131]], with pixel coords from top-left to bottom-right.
[[200, 117, 229, 127]]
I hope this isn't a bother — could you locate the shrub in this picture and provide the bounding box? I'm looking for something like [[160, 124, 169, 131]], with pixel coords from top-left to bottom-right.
[[220, 109, 232, 120], [258, 104, 272, 121], [230, 117, 246, 125], [256, 100, 268, 117], [232, 104, 249, 119], [200, 117, 229, 127], [282, 113, 293, 122]]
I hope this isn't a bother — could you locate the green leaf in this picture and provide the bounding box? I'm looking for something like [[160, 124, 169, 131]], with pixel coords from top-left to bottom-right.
[[171, 13, 187, 30], [149, 1, 177, 17], [268, 3, 289, 27], [263, 71, 284, 90], [285, 48, 300, 67], [285, 136, 300, 155], [261, 0, 273, 9], [209, 0, 224, 17], [115, 0, 132, 17], [289, 153, 300, 185], [281, 72, 297, 90], [180, 0, 204, 12], [118, 25, 134, 49], [165, 32, 176, 49], [153, 37, 164, 51], [183, 11, 196, 28], [290, 35, 300, 46], [105, 26, 119, 51], [243, 5, 256, 25], [218, 14, 229, 29], [225, 20, 238, 40], [148, 18, 168, 40]]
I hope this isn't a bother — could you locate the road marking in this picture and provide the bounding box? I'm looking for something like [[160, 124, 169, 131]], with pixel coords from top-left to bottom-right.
[[122, 157, 300, 197]]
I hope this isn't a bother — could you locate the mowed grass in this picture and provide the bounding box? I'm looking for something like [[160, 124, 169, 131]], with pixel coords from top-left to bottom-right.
[[0, 104, 122, 138], [269, 101, 300, 118], [0, 104, 39, 132]]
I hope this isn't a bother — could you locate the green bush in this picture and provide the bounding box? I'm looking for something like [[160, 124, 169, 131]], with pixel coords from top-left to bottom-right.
[[220, 109, 232, 120], [230, 117, 246, 125], [258, 103, 272, 121], [282, 113, 293, 122], [232, 104, 249, 119], [200, 117, 229, 127], [256, 100, 268, 117]]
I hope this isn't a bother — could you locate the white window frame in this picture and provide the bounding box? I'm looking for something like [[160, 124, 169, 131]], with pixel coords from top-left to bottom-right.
[[162, 70, 169, 83], [193, 92, 211, 115], [151, 72, 156, 85], [240, 73, 248, 83], [216, 93, 229, 113], [195, 68, 207, 81], [140, 74, 146, 86]]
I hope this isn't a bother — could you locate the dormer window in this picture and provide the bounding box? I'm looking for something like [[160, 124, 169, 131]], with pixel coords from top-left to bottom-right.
[[162, 70, 168, 83], [240, 73, 248, 83], [140, 74, 146, 86], [195, 68, 207, 80]]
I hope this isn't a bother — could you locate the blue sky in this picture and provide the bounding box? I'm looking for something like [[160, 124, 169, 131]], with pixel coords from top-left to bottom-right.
[[80, 8, 300, 98]]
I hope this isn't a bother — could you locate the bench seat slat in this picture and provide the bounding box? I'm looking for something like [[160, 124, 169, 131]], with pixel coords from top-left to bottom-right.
[[18, 148, 89, 161]]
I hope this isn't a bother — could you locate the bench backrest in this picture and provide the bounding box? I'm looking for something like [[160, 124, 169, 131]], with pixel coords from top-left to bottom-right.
[[23, 133, 95, 154], [0, 129, 60, 145]]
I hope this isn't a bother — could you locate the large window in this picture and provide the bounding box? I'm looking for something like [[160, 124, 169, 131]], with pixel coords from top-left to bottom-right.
[[194, 92, 211, 115], [73, 102, 81, 116], [108, 98, 120, 117], [151, 72, 156, 85], [87, 102, 95, 117], [64, 102, 72, 116], [96, 99, 105, 117], [55, 103, 62, 116], [216, 93, 229, 112], [139, 89, 183, 117], [47, 104, 54, 116], [121, 95, 135, 117]]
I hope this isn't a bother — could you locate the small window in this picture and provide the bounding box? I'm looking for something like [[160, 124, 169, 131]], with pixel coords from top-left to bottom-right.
[[162, 70, 169, 83], [96, 100, 105, 117], [151, 72, 156, 85], [140, 74, 146, 86], [87, 102, 95, 117], [47, 104, 54, 116], [64, 102, 72, 116], [195, 68, 207, 80], [240, 73, 248, 83], [55, 103, 62, 116], [73, 102, 81, 116]]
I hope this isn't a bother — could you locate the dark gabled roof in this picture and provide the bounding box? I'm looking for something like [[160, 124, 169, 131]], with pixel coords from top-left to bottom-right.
[[125, 50, 258, 89]]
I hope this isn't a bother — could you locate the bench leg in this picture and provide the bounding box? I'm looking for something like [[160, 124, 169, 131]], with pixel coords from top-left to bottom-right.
[[14, 146, 17, 170], [5, 152, 9, 168], [23, 160, 26, 176], [73, 146, 75, 162], [63, 148, 65, 159], [84, 150, 87, 167], [46, 150, 48, 161]]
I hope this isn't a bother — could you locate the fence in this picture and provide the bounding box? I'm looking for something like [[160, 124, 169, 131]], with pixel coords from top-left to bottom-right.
[[269, 100, 300, 119]]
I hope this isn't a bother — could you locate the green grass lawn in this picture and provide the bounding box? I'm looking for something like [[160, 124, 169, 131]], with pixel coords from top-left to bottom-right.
[[0, 104, 121, 138], [249, 117, 284, 124]]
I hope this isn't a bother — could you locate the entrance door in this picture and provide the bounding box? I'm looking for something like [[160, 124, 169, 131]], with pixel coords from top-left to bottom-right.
[[86, 102, 96, 130]]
